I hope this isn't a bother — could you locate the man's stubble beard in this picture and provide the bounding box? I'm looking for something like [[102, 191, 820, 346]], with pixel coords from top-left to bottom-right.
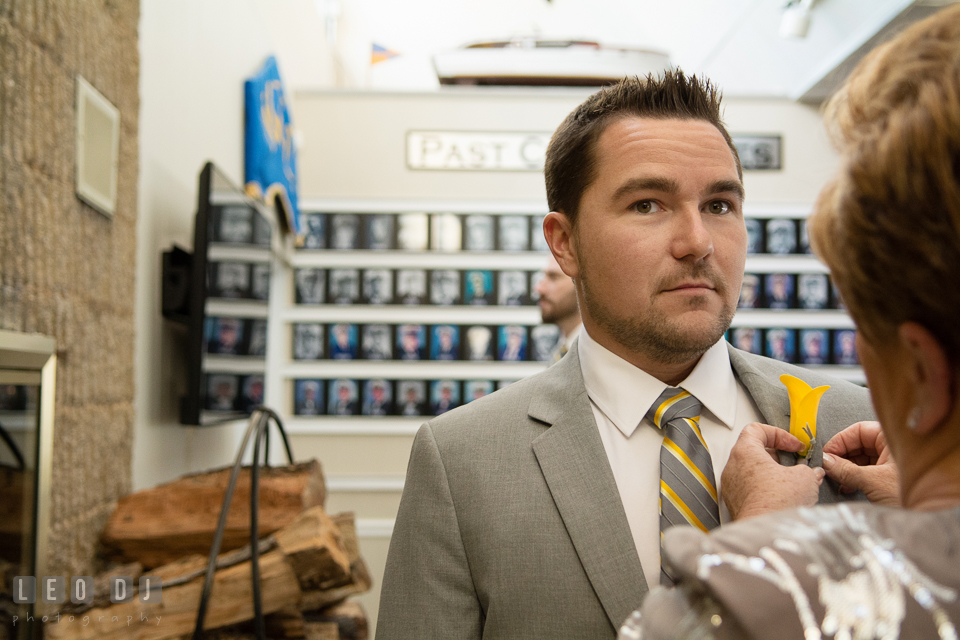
[[576, 250, 737, 366], [540, 290, 579, 325]]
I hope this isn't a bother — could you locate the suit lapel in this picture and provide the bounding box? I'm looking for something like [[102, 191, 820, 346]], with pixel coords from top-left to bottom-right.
[[529, 345, 648, 630], [726, 343, 796, 466]]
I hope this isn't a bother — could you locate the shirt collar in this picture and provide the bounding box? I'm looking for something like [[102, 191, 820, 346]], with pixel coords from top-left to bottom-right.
[[578, 328, 737, 438]]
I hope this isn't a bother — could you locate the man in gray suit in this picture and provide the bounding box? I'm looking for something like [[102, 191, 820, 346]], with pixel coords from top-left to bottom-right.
[[377, 73, 875, 639]]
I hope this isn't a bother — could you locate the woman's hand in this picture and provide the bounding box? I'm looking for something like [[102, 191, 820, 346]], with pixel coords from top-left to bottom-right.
[[722, 422, 825, 521], [822, 421, 900, 506]]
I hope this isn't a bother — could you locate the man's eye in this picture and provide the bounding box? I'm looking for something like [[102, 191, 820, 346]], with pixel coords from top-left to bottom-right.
[[707, 201, 731, 214], [633, 200, 662, 214]]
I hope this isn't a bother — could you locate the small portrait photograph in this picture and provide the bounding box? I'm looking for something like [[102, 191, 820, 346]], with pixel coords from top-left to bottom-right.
[[799, 219, 812, 254], [239, 374, 265, 413], [362, 269, 394, 305], [300, 212, 327, 249], [208, 317, 245, 355], [206, 374, 238, 411], [362, 379, 393, 416], [833, 329, 859, 365], [464, 215, 495, 251], [210, 262, 250, 299], [397, 324, 427, 360], [215, 205, 254, 244], [463, 270, 494, 305], [396, 269, 427, 305], [252, 212, 272, 247], [328, 379, 359, 416], [431, 213, 463, 252], [397, 380, 427, 416], [328, 268, 361, 305], [250, 263, 271, 301], [730, 327, 762, 355], [293, 323, 324, 360], [431, 324, 460, 361], [765, 273, 795, 309], [430, 270, 461, 306], [397, 212, 429, 251], [530, 324, 562, 362], [430, 379, 461, 416], [248, 319, 268, 357], [364, 214, 395, 250], [294, 379, 324, 416], [498, 325, 528, 361], [464, 380, 494, 404], [765, 328, 796, 363], [464, 325, 494, 361], [797, 273, 830, 310], [738, 274, 762, 309], [530, 214, 548, 252], [498, 215, 530, 252], [362, 323, 393, 360], [799, 329, 830, 365], [294, 268, 326, 305], [328, 323, 359, 360], [497, 270, 529, 306], [330, 213, 361, 250], [745, 218, 764, 255], [765, 219, 798, 255]]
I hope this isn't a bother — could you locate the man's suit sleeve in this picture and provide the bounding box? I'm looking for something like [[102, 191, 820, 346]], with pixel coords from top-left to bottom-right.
[[376, 423, 483, 640]]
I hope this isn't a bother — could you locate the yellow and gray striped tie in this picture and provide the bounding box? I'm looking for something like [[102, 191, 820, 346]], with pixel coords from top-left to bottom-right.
[[647, 387, 719, 586]]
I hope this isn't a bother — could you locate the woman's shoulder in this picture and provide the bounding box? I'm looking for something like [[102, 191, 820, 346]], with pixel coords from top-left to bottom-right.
[[637, 504, 960, 640]]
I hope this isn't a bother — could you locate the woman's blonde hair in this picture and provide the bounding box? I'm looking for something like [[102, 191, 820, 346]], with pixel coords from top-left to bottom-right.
[[809, 4, 960, 361]]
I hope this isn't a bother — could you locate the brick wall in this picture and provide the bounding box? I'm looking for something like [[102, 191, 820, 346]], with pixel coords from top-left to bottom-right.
[[0, 0, 139, 576]]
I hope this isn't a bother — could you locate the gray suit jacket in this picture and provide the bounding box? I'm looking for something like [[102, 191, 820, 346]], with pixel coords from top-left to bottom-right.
[[377, 343, 876, 640]]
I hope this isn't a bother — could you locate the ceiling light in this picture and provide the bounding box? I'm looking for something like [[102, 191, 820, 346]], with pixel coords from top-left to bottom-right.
[[780, 0, 816, 39]]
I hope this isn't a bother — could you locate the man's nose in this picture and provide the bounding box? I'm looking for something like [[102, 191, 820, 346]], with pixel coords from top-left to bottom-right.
[[672, 207, 713, 260]]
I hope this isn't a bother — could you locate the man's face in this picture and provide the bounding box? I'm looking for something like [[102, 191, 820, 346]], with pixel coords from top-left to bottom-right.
[[536, 254, 578, 324], [568, 117, 746, 364]]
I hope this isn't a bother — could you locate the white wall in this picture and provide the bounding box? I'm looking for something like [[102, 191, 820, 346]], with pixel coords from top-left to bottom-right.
[[294, 89, 836, 206], [134, 0, 344, 490]]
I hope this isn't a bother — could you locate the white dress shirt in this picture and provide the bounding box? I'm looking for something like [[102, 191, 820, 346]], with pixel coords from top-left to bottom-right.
[[577, 328, 764, 584]]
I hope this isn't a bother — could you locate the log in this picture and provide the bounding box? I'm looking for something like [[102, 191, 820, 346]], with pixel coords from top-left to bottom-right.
[[101, 461, 326, 568], [303, 623, 340, 640], [264, 606, 306, 639], [43, 548, 301, 640], [299, 514, 372, 612], [274, 507, 350, 589], [44, 504, 357, 639], [304, 602, 367, 640]]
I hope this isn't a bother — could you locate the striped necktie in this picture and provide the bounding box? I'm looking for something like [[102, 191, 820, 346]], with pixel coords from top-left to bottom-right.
[[646, 388, 719, 586]]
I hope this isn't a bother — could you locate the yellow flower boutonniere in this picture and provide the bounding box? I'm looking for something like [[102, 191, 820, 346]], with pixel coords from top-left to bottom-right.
[[779, 374, 831, 458]]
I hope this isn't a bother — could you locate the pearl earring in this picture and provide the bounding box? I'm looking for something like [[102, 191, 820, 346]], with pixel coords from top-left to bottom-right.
[[906, 407, 922, 431]]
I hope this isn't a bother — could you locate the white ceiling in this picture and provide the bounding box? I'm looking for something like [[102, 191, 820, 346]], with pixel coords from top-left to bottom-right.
[[269, 0, 955, 98]]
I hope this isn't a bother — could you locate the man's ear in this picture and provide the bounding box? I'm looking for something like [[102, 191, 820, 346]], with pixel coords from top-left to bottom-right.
[[899, 322, 954, 435], [543, 211, 579, 279]]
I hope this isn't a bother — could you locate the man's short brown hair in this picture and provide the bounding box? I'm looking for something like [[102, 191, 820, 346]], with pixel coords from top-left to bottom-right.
[[544, 71, 742, 225]]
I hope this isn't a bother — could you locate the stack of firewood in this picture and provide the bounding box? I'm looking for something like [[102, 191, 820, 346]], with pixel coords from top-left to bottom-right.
[[44, 460, 372, 640]]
